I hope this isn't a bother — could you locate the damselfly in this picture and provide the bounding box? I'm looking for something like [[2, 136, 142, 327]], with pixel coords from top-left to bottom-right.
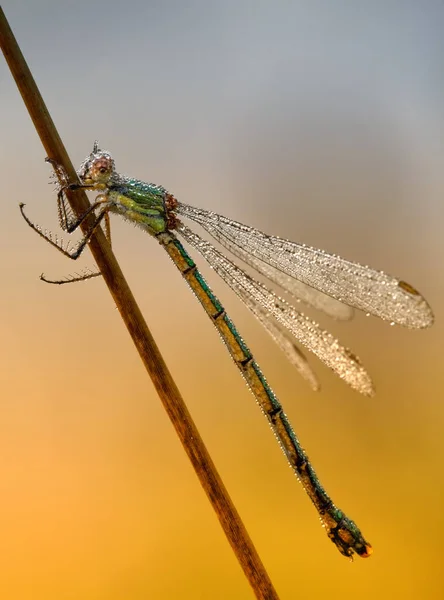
[[20, 143, 434, 558]]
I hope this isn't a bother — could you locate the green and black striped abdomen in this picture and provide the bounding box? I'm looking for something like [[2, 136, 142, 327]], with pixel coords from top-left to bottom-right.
[[159, 232, 372, 559]]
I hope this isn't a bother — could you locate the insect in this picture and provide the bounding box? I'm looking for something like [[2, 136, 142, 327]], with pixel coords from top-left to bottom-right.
[[20, 142, 434, 558]]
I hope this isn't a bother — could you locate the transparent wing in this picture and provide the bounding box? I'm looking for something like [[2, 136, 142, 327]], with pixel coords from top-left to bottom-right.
[[177, 203, 433, 329], [177, 223, 374, 396], [178, 204, 353, 320], [238, 252, 354, 321], [232, 282, 320, 391]]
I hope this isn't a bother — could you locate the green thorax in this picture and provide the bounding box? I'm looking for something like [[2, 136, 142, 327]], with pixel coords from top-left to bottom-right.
[[108, 176, 169, 235]]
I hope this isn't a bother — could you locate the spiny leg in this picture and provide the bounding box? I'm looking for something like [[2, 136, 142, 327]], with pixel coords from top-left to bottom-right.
[[32, 157, 112, 283], [46, 157, 70, 186], [46, 157, 106, 233], [20, 202, 110, 260], [46, 158, 77, 231], [40, 212, 112, 285], [40, 268, 103, 285], [46, 157, 87, 231], [57, 187, 75, 232], [56, 194, 108, 233]]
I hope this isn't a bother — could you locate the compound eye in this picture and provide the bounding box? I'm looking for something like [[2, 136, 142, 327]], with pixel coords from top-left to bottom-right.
[[90, 156, 113, 180]]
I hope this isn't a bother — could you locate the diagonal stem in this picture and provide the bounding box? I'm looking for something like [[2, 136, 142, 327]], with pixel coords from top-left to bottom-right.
[[0, 7, 281, 600]]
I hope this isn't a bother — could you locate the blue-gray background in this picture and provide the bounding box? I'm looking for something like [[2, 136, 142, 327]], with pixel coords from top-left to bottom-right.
[[1, 2, 443, 598]]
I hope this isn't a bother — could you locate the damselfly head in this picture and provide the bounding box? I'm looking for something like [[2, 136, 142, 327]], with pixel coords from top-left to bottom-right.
[[77, 142, 115, 185]]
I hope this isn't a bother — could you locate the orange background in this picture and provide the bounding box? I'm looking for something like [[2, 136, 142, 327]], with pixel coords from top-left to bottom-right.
[[1, 2, 443, 598]]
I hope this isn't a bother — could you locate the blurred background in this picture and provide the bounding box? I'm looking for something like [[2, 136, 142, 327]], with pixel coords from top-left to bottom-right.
[[1, 1, 443, 598]]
